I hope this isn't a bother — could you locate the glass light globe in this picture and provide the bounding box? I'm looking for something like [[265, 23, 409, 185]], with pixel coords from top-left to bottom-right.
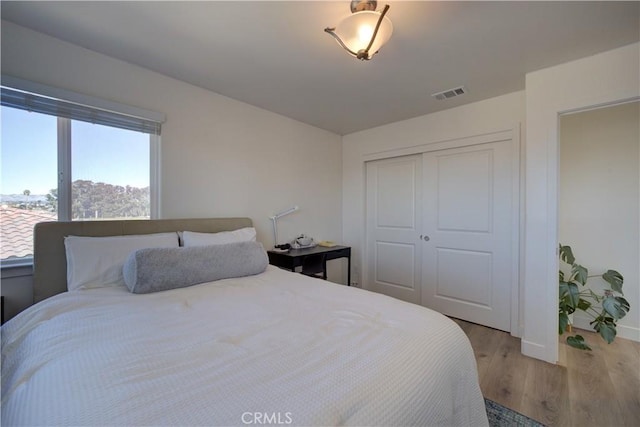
[[334, 11, 393, 59]]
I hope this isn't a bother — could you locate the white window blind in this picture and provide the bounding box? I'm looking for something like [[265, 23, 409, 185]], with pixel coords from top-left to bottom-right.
[[1, 86, 162, 135]]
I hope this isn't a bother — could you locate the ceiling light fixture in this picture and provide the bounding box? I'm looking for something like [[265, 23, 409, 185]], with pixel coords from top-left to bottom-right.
[[324, 0, 393, 61]]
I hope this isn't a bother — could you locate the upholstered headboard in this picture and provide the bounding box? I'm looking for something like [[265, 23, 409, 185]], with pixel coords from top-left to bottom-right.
[[33, 217, 253, 303]]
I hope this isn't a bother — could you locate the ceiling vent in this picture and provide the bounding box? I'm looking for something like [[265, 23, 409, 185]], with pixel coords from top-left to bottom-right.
[[432, 86, 466, 101]]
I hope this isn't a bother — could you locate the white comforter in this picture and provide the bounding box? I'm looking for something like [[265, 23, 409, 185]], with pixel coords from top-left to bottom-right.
[[1, 266, 488, 426]]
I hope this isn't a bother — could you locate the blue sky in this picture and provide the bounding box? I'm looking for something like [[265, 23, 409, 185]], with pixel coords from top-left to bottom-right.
[[1, 107, 150, 195]]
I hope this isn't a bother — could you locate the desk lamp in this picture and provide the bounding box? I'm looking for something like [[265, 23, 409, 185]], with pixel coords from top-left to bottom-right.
[[270, 205, 299, 249]]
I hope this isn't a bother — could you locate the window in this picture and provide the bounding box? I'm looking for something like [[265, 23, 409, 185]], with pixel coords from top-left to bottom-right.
[[71, 121, 151, 220], [1, 78, 164, 265], [1, 108, 58, 261]]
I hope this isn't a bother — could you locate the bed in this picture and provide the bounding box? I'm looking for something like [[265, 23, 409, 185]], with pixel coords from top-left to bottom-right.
[[1, 218, 488, 426]]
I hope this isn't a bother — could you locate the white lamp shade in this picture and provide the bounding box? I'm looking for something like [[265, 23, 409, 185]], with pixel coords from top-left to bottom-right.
[[333, 11, 393, 58]]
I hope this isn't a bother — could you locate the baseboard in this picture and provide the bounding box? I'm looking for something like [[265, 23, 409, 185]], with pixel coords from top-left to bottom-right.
[[573, 314, 640, 342], [617, 324, 640, 342]]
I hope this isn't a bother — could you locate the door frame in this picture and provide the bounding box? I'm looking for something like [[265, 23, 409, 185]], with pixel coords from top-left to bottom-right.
[[362, 126, 522, 336], [523, 44, 639, 363]]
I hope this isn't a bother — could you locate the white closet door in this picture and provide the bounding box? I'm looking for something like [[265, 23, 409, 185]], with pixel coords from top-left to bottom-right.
[[365, 155, 422, 304], [421, 141, 513, 331]]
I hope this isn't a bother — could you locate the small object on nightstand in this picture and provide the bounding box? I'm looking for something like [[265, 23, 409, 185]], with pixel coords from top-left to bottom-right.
[[291, 234, 316, 249], [318, 240, 337, 247], [273, 243, 291, 253]]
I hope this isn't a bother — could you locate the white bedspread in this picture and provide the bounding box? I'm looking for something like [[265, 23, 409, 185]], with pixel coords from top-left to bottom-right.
[[1, 266, 488, 426]]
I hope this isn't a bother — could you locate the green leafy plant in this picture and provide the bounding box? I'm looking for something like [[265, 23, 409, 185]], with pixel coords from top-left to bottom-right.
[[558, 244, 630, 350]]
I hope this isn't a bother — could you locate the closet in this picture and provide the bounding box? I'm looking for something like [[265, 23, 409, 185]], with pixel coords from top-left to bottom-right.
[[365, 131, 518, 332]]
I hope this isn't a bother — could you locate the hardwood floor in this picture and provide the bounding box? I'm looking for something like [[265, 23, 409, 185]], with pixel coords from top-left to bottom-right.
[[451, 318, 640, 427]]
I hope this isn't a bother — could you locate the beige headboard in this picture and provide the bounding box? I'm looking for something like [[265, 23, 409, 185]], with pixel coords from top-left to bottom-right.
[[33, 217, 253, 303]]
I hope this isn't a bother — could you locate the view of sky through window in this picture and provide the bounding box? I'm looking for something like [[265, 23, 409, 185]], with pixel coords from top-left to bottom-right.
[[1, 107, 150, 195], [1, 107, 57, 194], [1, 106, 152, 260]]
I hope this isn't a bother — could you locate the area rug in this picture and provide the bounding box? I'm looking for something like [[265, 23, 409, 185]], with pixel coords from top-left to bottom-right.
[[485, 398, 546, 427]]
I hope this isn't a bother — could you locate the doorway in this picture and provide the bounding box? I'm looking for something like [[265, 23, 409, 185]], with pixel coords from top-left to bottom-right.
[[559, 101, 639, 340]]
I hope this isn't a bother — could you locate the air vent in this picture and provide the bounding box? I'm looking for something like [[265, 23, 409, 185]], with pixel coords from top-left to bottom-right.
[[432, 86, 466, 101]]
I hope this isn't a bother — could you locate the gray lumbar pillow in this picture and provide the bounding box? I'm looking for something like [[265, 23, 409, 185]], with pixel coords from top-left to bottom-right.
[[123, 241, 268, 294]]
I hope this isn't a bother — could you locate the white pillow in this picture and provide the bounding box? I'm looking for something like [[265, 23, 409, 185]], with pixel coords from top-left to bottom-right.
[[65, 232, 179, 291], [182, 227, 257, 247]]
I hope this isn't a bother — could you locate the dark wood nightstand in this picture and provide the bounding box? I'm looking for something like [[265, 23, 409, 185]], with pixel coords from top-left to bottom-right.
[[267, 245, 351, 286]]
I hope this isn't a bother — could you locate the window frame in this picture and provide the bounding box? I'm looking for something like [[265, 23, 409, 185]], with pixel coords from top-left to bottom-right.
[[1, 76, 164, 267]]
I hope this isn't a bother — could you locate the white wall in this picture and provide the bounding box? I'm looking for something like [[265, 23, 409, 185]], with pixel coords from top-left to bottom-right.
[[524, 42, 640, 362], [559, 102, 639, 341], [1, 21, 344, 315], [342, 91, 525, 294]]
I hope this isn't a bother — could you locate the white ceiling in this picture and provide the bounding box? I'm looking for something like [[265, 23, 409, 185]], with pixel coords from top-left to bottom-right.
[[1, 1, 638, 135]]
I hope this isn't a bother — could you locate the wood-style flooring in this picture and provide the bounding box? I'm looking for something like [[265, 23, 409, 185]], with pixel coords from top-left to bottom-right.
[[451, 318, 640, 427]]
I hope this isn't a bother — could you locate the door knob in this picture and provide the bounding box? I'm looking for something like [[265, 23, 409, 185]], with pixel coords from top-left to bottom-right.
[[423, 235, 430, 241]]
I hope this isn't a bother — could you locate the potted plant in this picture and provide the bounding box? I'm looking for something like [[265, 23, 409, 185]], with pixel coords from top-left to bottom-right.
[[558, 244, 631, 350]]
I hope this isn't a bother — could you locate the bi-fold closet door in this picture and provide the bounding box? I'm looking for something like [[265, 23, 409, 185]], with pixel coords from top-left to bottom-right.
[[365, 136, 515, 332]]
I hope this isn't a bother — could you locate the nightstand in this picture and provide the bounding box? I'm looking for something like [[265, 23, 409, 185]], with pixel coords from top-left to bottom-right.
[[267, 245, 351, 286]]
